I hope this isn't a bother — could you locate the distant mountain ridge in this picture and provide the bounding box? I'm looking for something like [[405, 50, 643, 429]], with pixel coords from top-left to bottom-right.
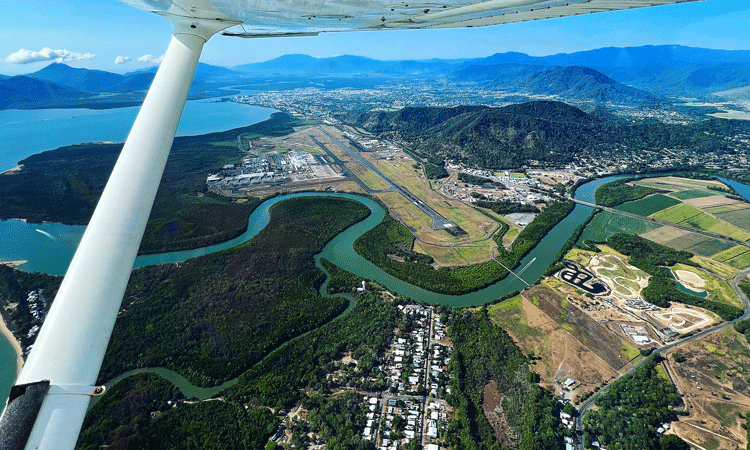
[[460, 45, 750, 96], [1, 45, 749, 110], [454, 64, 659, 105], [0, 62, 244, 109], [0, 76, 92, 109]]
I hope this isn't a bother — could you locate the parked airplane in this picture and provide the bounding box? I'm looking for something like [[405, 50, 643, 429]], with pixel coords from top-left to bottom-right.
[[0, 1, 700, 449]]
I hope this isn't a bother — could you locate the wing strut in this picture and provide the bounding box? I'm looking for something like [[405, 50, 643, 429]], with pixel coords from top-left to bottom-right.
[[0, 13, 239, 450]]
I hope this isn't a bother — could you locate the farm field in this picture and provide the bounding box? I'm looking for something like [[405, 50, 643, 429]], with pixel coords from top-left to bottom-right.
[[670, 189, 715, 200], [578, 211, 661, 243], [724, 251, 750, 270], [651, 202, 702, 223], [715, 208, 750, 232], [613, 194, 680, 216]]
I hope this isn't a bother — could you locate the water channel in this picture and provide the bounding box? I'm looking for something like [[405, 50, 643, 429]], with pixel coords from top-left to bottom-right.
[[4, 171, 749, 405], [0, 176, 621, 404]]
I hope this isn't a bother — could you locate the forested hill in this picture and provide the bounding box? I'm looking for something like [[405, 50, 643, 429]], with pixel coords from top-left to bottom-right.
[[353, 101, 738, 169], [452, 65, 660, 106]]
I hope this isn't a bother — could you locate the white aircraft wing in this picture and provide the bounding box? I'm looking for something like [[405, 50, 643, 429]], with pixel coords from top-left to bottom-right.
[[0, 0, 701, 449], [121, 0, 701, 36]]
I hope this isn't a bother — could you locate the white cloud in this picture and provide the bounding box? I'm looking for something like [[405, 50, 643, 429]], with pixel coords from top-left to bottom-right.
[[137, 54, 164, 65], [4, 47, 95, 64], [115, 56, 131, 65]]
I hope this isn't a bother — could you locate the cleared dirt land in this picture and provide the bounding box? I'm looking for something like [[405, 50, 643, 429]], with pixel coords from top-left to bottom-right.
[[488, 292, 619, 402], [662, 327, 750, 450]]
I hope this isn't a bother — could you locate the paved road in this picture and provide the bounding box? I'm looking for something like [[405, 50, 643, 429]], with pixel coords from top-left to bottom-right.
[[571, 198, 750, 250], [318, 126, 458, 231], [575, 266, 750, 448]]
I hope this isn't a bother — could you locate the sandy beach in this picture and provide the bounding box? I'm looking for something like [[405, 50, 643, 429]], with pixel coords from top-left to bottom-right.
[[0, 315, 23, 376], [0, 260, 28, 268], [0, 165, 23, 175]]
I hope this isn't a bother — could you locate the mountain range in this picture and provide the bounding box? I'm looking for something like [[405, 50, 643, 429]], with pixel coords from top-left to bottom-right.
[[1, 45, 749, 110], [0, 62, 242, 109]]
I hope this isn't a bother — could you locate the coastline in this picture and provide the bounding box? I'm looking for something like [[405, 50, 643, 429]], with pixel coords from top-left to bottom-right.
[[0, 314, 23, 377], [1, 260, 28, 268]]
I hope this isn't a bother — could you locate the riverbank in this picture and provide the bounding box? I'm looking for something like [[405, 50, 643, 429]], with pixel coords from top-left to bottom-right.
[[0, 314, 22, 377]]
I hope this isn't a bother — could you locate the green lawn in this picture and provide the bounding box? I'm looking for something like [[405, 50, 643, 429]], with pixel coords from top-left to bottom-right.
[[614, 194, 681, 216]]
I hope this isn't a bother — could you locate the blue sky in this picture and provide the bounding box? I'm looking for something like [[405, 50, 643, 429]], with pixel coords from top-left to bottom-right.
[[2, 0, 749, 75]]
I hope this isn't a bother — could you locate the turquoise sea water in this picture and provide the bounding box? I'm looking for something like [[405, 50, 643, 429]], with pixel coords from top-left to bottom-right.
[[0, 93, 274, 172], [0, 97, 275, 408]]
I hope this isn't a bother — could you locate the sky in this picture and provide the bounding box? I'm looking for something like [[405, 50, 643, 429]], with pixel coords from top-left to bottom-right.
[[1, 0, 750, 76]]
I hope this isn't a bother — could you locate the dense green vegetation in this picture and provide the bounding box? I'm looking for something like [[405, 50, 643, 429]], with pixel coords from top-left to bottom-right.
[[225, 293, 401, 408], [607, 234, 743, 320], [78, 374, 180, 449], [0, 113, 306, 254], [740, 278, 750, 300], [595, 178, 659, 207], [458, 173, 505, 188], [98, 197, 369, 387], [547, 209, 598, 275], [474, 199, 539, 215], [355, 102, 737, 170], [320, 257, 365, 295], [446, 307, 564, 450], [0, 265, 61, 350], [79, 372, 277, 450], [299, 392, 374, 450], [583, 355, 687, 450], [424, 161, 449, 179], [354, 201, 573, 295], [734, 317, 750, 344]]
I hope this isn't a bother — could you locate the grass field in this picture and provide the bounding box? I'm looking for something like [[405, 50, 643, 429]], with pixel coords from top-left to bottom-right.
[[691, 255, 740, 280], [488, 295, 543, 341], [652, 203, 703, 223], [579, 211, 661, 243], [715, 209, 750, 232], [413, 241, 468, 266], [563, 248, 595, 266], [354, 167, 391, 190], [376, 191, 432, 231], [670, 189, 715, 200], [614, 194, 681, 216]]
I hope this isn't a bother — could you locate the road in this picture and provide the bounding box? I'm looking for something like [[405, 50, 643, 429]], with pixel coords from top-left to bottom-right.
[[570, 198, 750, 250], [575, 266, 750, 449]]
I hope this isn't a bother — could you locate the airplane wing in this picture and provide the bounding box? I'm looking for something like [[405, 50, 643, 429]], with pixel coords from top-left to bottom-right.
[[0, 1, 701, 449], [120, 0, 701, 36]]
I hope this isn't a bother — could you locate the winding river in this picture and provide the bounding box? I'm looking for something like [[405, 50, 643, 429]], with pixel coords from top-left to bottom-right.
[[0, 176, 621, 405], [7, 171, 749, 407]]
